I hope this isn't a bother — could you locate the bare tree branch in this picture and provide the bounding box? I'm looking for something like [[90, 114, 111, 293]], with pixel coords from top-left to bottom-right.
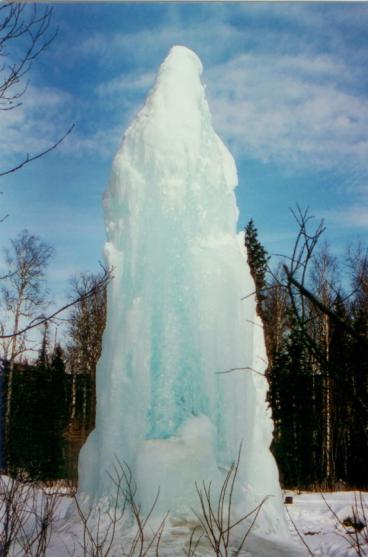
[[0, 124, 75, 177], [216, 366, 265, 378], [0, 5, 74, 177], [283, 264, 368, 347], [0, 265, 112, 339]]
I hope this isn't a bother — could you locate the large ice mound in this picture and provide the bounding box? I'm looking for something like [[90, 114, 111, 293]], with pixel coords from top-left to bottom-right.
[[78, 45, 291, 543]]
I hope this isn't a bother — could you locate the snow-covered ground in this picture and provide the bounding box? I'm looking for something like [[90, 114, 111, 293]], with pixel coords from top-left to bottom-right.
[[1, 478, 367, 556], [286, 490, 368, 557]]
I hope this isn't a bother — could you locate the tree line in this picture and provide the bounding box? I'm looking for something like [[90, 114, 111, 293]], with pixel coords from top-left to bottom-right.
[[0, 3, 104, 482], [245, 215, 368, 489], [0, 229, 106, 481]]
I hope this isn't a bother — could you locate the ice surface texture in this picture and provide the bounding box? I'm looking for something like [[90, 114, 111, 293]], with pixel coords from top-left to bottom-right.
[[79, 45, 286, 535]]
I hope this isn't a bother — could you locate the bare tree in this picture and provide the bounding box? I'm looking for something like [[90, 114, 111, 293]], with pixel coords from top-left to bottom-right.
[[0, 4, 54, 111], [73, 459, 166, 557], [348, 243, 368, 321], [67, 271, 107, 434], [1, 229, 54, 442], [0, 474, 61, 557], [308, 243, 339, 483], [262, 263, 290, 368], [191, 447, 268, 557], [268, 207, 368, 487], [68, 271, 107, 378], [277, 207, 367, 349], [0, 266, 111, 343]]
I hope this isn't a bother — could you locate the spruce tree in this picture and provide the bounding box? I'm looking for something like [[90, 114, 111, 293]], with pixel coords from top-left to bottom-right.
[[269, 324, 321, 488], [244, 220, 269, 296], [244, 220, 269, 318], [329, 293, 352, 484], [8, 340, 68, 479], [349, 302, 368, 487]]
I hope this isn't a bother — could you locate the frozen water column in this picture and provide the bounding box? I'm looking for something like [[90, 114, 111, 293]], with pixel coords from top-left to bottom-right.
[[79, 46, 286, 533]]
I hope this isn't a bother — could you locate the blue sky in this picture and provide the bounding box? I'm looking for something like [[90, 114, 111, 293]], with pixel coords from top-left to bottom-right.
[[1, 2, 368, 313]]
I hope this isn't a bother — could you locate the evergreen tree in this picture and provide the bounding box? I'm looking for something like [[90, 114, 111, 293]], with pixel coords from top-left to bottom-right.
[[329, 293, 352, 484], [269, 325, 322, 488], [0, 359, 7, 470], [244, 219, 269, 308], [7, 342, 68, 479], [266, 231, 368, 489], [349, 298, 368, 487], [38, 321, 50, 368]]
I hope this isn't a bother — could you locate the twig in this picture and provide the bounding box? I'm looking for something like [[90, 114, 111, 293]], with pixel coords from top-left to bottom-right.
[[216, 367, 264, 378], [0, 124, 75, 177], [284, 504, 315, 557], [0, 265, 111, 339]]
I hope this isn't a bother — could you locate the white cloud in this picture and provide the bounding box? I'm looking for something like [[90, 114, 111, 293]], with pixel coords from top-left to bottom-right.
[[324, 204, 368, 230], [0, 85, 73, 171], [3, 6, 368, 180], [77, 21, 247, 68], [205, 52, 368, 171], [74, 13, 368, 176], [0, 81, 122, 166], [60, 124, 124, 159], [96, 71, 155, 97]]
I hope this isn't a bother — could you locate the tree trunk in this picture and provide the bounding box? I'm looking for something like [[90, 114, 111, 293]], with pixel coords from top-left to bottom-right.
[[5, 306, 21, 452]]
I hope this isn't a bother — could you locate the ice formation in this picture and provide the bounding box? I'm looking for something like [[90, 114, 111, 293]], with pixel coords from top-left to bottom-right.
[[79, 46, 288, 540]]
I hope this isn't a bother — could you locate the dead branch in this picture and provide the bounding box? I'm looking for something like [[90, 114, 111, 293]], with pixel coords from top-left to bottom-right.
[[0, 265, 112, 339], [0, 475, 61, 557], [191, 445, 268, 557], [216, 367, 265, 378], [283, 265, 368, 347], [74, 458, 166, 557], [0, 5, 56, 110], [0, 5, 74, 177], [284, 504, 315, 557], [0, 124, 75, 178], [321, 492, 368, 557]]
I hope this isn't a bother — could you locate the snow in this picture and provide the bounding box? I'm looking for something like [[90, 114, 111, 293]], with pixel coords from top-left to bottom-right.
[[77, 43, 294, 552], [1, 480, 366, 556], [286, 491, 368, 557]]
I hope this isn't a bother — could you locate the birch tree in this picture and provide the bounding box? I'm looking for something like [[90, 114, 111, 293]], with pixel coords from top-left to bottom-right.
[[1, 229, 53, 440]]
